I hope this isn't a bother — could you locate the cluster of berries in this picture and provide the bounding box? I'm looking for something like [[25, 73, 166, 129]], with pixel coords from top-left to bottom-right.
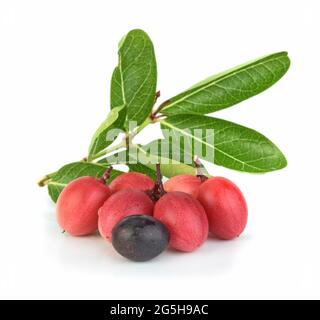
[[56, 164, 247, 262]]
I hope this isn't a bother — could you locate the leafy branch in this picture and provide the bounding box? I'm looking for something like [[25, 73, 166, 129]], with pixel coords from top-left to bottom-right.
[[38, 29, 290, 203]]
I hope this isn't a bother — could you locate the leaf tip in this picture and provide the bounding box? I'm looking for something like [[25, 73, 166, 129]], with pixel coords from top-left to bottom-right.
[[280, 153, 288, 169], [119, 29, 150, 49], [276, 51, 291, 71]]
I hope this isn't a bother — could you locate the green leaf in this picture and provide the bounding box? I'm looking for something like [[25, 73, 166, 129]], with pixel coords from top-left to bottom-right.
[[47, 162, 123, 203], [110, 67, 127, 128], [161, 52, 290, 115], [115, 29, 157, 126], [110, 67, 124, 109], [88, 105, 125, 160], [160, 115, 287, 173], [138, 149, 208, 178]]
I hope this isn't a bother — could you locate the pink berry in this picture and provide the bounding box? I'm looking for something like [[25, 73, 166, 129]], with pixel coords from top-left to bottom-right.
[[197, 177, 248, 240], [109, 172, 155, 193], [56, 176, 111, 236], [163, 174, 202, 198], [98, 189, 154, 241], [153, 191, 208, 252]]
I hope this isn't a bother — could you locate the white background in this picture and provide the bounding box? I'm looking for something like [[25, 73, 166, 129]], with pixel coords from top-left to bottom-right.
[[0, 0, 319, 300]]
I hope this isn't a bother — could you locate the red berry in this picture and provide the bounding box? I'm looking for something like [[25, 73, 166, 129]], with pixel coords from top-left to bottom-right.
[[98, 189, 154, 241], [109, 172, 155, 193], [153, 191, 208, 252], [163, 174, 202, 198], [197, 177, 248, 240], [56, 176, 111, 236]]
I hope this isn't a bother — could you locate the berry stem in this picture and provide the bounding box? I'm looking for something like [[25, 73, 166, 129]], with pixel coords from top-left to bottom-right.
[[194, 157, 208, 182], [100, 166, 113, 183], [145, 163, 166, 202], [155, 163, 166, 196]]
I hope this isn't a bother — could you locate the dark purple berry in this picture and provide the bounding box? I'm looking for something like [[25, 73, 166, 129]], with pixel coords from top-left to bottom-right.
[[111, 215, 170, 262]]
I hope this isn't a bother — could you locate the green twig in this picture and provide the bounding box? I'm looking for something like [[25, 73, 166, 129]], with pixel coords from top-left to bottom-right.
[[38, 113, 155, 187]]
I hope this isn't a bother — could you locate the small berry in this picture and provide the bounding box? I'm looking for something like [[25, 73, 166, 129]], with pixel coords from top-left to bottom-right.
[[164, 174, 202, 198], [153, 191, 208, 252], [56, 168, 113, 236], [112, 215, 170, 262], [197, 177, 248, 240], [163, 159, 208, 198], [109, 172, 155, 193], [98, 189, 154, 241]]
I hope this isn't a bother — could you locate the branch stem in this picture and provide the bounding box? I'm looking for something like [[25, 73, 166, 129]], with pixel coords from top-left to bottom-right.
[[38, 112, 155, 187], [89, 140, 126, 161], [155, 163, 166, 196]]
